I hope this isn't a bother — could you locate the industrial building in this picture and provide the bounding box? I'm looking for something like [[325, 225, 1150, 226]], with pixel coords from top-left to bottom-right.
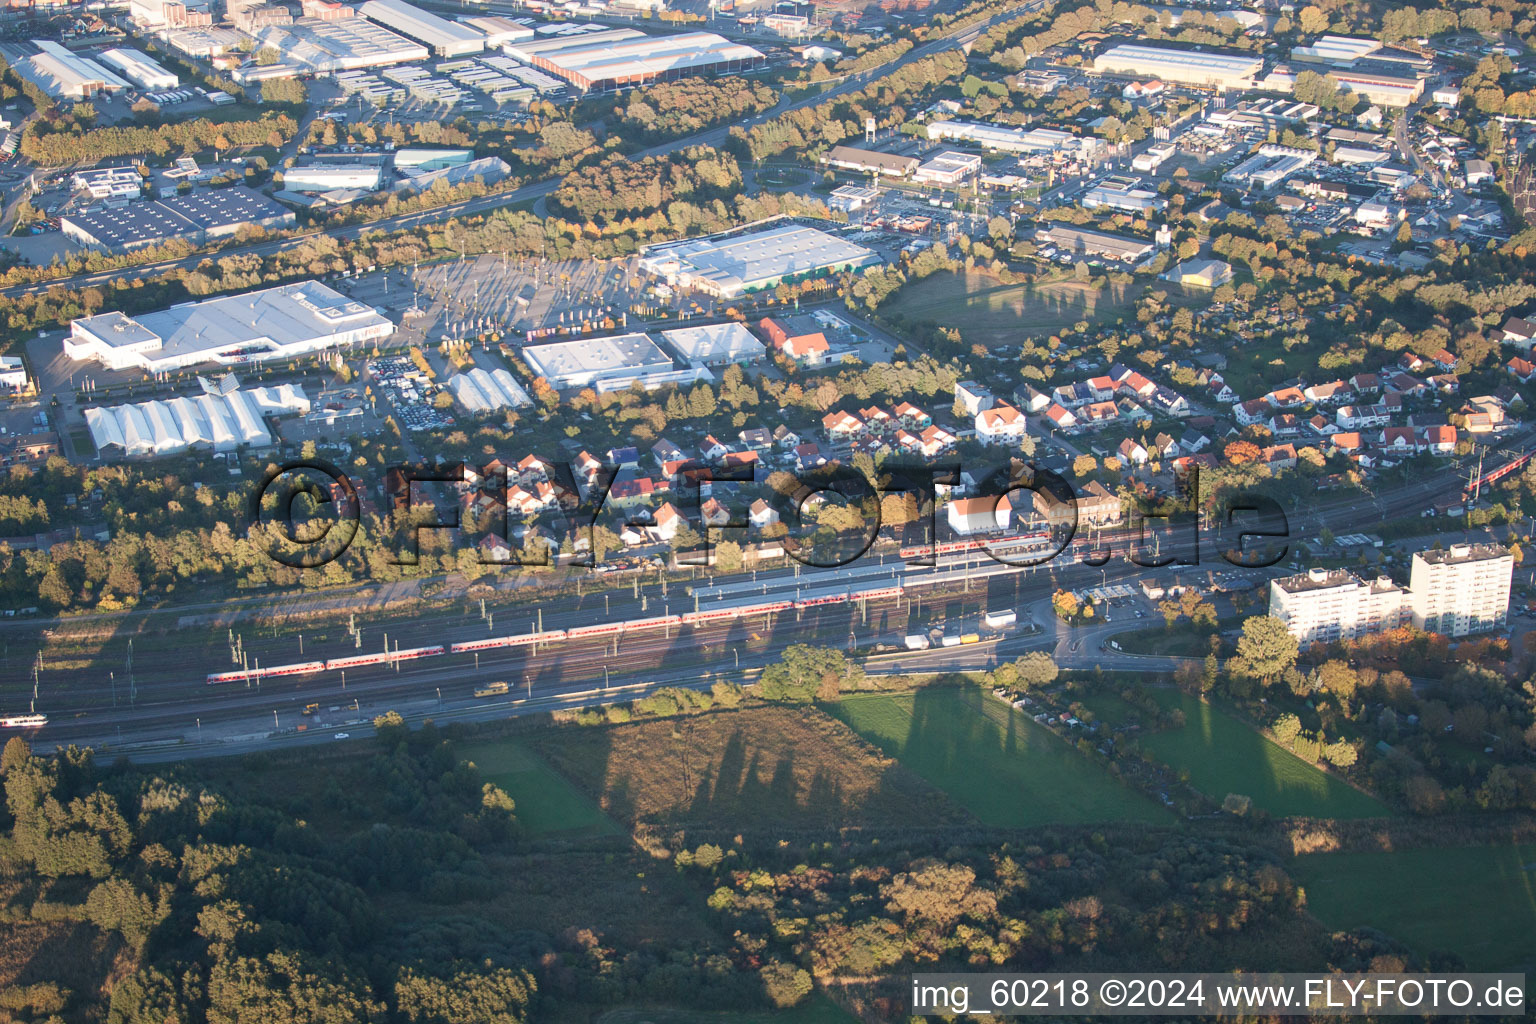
[[97, 48, 178, 89], [130, 0, 213, 31], [659, 323, 765, 367], [404, 156, 511, 191], [821, 144, 917, 178], [522, 332, 676, 390], [1035, 224, 1156, 262], [61, 186, 295, 254], [248, 15, 430, 73], [65, 281, 395, 373], [15, 41, 131, 99], [925, 120, 1098, 156], [282, 162, 386, 193], [0, 355, 28, 392], [358, 0, 486, 56], [460, 15, 534, 46], [1290, 34, 1432, 74], [1408, 544, 1512, 637], [394, 147, 473, 172], [914, 150, 982, 185], [1081, 179, 1166, 212], [504, 28, 764, 92], [639, 223, 879, 298], [84, 385, 310, 455], [1262, 63, 1424, 107], [1223, 144, 1317, 190], [1164, 258, 1233, 288], [1092, 44, 1262, 92]]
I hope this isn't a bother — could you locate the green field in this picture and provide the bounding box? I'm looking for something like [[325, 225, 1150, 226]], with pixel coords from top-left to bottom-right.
[[458, 738, 620, 837], [882, 270, 1137, 345], [829, 687, 1170, 826], [1114, 692, 1392, 819], [1291, 845, 1536, 970]]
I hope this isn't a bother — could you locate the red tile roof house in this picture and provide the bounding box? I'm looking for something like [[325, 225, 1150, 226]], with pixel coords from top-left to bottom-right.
[[1422, 425, 1457, 455], [783, 332, 829, 366], [821, 409, 864, 441]]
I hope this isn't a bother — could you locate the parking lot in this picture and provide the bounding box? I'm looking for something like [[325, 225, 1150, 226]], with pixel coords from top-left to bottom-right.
[[365, 354, 455, 434]]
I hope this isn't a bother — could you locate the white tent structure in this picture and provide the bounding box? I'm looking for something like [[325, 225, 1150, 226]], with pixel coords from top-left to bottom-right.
[[84, 385, 308, 456], [449, 367, 532, 413]]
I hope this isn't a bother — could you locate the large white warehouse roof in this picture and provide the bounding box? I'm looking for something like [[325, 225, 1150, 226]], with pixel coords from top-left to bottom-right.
[[65, 281, 394, 373], [1093, 44, 1262, 89], [357, 0, 485, 56], [97, 48, 178, 89]]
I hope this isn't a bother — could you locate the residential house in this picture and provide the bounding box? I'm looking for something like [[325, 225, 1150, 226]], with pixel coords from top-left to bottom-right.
[[748, 498, 779, 530], [1422, 424, 1457, 455], [1268, 414, 1303, 438], [607, 446, 640, 470], [1304, 380, 1354, 404], [1118, 437, 1149, 466], [1013, 383, 1053, 413], [1303, 413, 1335, 437], [893, 402, 932, 428], [1500, 315, 1536, 347], [1430, 348, 1457, 372], [1179, 428, 1211, 453], [651, 438, 686, 468], [916, 424, 957, 456], [1384, 372, 1428, 397], [1234, 399, 1270, 426], [738, 427, 772, 451], [700, 497, 732, 527], [1508, 356, 1536, 383], [955, 380, 994, 415], [1147, 389, 1191, 417], [1080, 401, 1121, 428], [976, 402, 1027, 445], [1151, 432, 1179, 459], [1205, 377, 1238, 404], [1116, 370, 1157, 401], [1266, 386, 1307, 409], [1336, 404, 1390, 429], [699, 435, 730, 461], [1043, 403, 1079, 431], [1262, 443, 1298, 471], [653, 502, 683, 541], [772, 425, 801, 448], [1379, 426, 1419, 454], [822, 410, 864, 441], [1427, 373, 1460, 394], [794, 442, 828, 470], [1053, 382, 1095, 408], [859, 406, 894, 435], [946, 494, 1012, 536], [1330, 431, 1364, 457], [1350, 373, 1382, 395]]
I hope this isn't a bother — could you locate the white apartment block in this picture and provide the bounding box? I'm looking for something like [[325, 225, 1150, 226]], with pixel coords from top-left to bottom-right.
[[1268, 567, 1407, 646], [1407, 544, 1513, 637]]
